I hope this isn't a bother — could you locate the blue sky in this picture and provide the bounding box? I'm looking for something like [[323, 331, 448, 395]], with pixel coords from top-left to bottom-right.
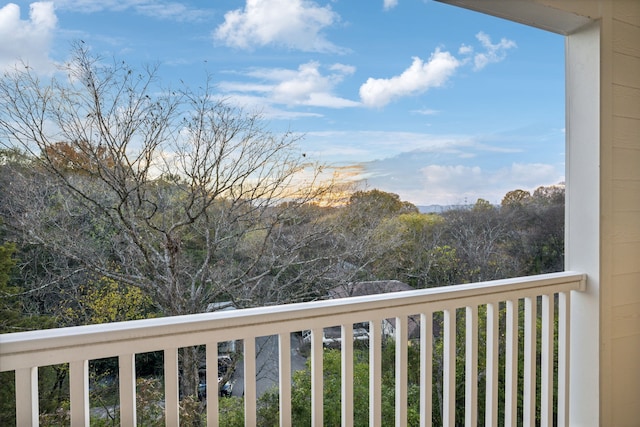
[[0, 0, 566, 206]]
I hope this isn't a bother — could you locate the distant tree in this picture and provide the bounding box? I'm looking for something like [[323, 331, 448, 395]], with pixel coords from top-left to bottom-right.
[[328, 189, 419, 283], [442, 202, 513, 282], [370, 212, 450, 287], [501, 189, 531, 208], [343, 189, 418, 234]]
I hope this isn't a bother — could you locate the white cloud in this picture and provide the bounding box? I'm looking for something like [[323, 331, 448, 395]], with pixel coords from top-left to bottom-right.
[[52, 0, 211, 22], [213, 0, 343, 52], [405, 162, 561, 205], [220, 61, 359, 109], [0, 2, 57, 73], [330, 63, 356, 74], [359, 49, 460, 108], [412, 108, 439, 116], [358, 32, 516, 108], [214, 93, 324, 121], [473, 31, 516, 71], [383, 0, 399, 11], [458, 44, 473, 55]]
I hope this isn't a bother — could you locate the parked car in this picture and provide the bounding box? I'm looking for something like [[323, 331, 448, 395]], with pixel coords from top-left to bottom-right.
[[302, 322, 370, 348], [198, 376, 234, 399], [197, 354, 236, 399]]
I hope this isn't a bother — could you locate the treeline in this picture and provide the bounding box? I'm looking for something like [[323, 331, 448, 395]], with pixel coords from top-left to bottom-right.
[[0, 148, 564, 333]]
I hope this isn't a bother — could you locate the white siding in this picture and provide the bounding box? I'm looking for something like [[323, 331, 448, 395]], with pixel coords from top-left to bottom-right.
[[609, 2, 640, 425]]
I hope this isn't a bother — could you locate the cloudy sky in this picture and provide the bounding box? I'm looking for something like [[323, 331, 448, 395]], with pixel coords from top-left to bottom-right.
[[0, 0, 566, 206]]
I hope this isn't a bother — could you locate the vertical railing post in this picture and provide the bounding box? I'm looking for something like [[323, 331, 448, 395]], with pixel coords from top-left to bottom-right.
[[341, 325, 354, 427], [244, 338, 257, 427], [369, 319, 382, 426], [119, 353, 137, 427], [465, 305, 478, 427], [396, 316, 408, 427], [311, 328, 324, 426], [505, 299, 518, 426], [15, 367, 38, 427], [420, 310, 434, 427], [541, 294, 555, 427], [206, 343, 219, 427], [164, 347, 179, 427], [557, 292, 571, 427], [279, 333, 293, 427], [443, 308, 456, 426], [523, 297, 537, 427], [485, 303, 498, 427], [69, 359, 89, 427]]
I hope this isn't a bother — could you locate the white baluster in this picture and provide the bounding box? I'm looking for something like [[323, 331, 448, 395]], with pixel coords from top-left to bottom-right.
[[119, 353, 136, 427], [206, 343, 218, 427], [444, 308, 456, 427], [420, 311, 433, 427], [369, 319, 382, 426], [485, 303, 498, 427], [244, 338, 257, 427], [69, 359, 89, 427], [396, 316, 408, 427], [541, 294, 554, 427], [164, 347, 179, 427], [341, 324, 354, 427], [465, 305, 478, 427], [15, 367, 38, 427], [557, 292, 571, 427], [523, 297, 537, 427], [505, 299, 518, 426], [279, 332, 292, 427]]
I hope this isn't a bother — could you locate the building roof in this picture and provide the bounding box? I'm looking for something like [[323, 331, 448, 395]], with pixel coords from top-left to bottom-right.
[[328, 280, 414, 299]]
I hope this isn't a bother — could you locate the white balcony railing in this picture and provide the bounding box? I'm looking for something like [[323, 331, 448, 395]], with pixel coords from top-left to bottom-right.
[[0, 271, 586, 426]]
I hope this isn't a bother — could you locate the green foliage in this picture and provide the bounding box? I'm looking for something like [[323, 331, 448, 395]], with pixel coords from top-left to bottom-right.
[[0, 240, 21, 334], [0, 240, 16, 287], [62, 276, 157, 326], [257, 344, 424, 426], [220, 396, 245, 427]]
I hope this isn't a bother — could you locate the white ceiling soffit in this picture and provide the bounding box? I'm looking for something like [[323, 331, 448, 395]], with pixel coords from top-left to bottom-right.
[[436, 0, 594, 35]]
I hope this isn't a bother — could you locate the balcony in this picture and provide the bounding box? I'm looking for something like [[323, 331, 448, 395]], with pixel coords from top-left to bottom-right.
[[0, 271, 585, 426]]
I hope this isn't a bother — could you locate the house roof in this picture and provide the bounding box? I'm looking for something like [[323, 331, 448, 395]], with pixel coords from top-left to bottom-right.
[[328, 280, 422, 339], [328, 280, 414, 299]]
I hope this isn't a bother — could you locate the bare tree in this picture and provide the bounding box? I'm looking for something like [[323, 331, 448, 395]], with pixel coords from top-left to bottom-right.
[[0, 44, 338, 397]]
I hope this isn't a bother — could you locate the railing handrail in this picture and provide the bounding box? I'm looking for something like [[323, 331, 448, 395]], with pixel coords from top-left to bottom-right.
[[0, 271, 585, 372]]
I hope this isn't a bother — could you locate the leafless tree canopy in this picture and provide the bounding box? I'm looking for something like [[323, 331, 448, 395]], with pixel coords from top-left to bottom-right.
[[0, 45, 341, 318]]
